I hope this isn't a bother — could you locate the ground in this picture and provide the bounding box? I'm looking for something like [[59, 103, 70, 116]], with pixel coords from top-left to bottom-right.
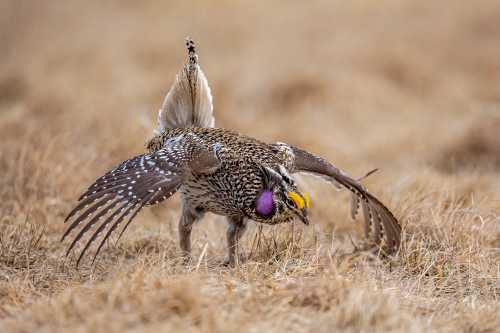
[[0, 1, 499, 332]]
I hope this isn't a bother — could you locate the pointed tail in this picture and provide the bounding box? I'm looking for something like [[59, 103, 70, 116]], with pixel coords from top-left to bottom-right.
[[155, 38, 214, 133]]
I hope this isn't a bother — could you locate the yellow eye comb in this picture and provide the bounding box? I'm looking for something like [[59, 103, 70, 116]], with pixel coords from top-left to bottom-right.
[[288, 191, 310, 209], [303, 192, 311, 209]]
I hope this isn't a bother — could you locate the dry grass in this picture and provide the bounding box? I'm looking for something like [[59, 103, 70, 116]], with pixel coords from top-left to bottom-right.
[[1, 1, 499, 332]]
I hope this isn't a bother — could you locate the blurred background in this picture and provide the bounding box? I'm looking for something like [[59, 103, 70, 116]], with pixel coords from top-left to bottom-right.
[[1, 0, 499, 245], [1, 2, 500, 331]]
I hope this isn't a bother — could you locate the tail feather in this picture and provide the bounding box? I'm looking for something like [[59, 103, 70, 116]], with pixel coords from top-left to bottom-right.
[[155, 38, 214, 133]]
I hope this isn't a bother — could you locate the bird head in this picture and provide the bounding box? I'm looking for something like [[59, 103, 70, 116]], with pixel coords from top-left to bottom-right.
[[253, 165, 310, 225]]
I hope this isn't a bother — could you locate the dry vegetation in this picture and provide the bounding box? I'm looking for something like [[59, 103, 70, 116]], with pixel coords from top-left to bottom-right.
[[1, 1, 499, 332]]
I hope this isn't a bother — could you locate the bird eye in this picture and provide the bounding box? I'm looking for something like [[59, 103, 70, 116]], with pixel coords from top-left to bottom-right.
[[286, 196, 296, 208]]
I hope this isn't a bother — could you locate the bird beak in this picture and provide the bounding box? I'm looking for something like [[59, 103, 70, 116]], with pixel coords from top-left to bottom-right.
[[299, 213, 310, 225], [287, 191, 311, 225]]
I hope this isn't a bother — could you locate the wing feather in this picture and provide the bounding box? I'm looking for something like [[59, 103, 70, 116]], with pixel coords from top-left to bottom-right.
[[63, 133, 220, 265], [289, 145, 401, 253], [90, 202, 140, 266]]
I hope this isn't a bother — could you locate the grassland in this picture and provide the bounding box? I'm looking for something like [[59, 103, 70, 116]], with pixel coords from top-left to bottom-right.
[[0, 1, 499, 332]]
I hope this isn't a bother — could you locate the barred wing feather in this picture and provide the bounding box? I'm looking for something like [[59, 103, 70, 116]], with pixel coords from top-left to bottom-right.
[[63, 134, 220, 265]]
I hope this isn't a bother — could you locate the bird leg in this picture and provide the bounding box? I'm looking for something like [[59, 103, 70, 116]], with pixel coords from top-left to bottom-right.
[[224, 216, 247, 266], [178, 204, 203, 263]]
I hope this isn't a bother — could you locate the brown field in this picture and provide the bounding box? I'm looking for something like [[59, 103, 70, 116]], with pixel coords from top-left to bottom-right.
[[1, 1, 499, 332]]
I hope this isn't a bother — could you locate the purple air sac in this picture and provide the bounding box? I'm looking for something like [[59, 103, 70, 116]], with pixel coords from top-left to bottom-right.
[[256, 190, 274, 217]]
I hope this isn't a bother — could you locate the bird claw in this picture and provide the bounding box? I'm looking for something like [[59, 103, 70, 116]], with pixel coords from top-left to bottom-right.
[[181, 253, 193, 265], [222, 253, 248, 267]]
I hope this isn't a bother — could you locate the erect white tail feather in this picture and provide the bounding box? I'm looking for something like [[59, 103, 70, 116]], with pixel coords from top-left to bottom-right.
[[155, 38, 214, 134]]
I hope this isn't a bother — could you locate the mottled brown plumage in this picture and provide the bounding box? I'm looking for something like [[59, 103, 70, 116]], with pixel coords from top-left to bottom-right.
[[63, 38, 401, 266]]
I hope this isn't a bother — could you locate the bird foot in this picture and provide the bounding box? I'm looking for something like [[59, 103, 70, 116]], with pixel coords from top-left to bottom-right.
[[222, 253, 248, 267], [181, 253, 193, 265]]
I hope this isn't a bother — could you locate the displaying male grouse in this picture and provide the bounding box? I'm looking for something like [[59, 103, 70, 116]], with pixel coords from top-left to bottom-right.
[[63, 39, 401, 266]]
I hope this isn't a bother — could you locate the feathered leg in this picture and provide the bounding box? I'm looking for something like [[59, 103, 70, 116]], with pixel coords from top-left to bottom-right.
[[178, 203, 203, 262], [224, 216, 247, 266]]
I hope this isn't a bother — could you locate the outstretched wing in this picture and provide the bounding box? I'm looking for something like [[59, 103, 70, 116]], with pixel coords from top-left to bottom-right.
[[284, 145, 401, 253], [63, 133, 220, 266]]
